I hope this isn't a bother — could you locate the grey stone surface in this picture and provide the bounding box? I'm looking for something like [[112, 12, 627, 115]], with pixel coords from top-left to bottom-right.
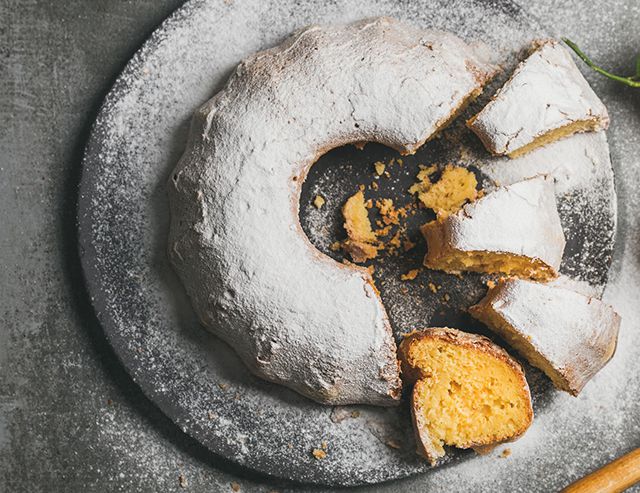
[[0, 0, 638, 492]]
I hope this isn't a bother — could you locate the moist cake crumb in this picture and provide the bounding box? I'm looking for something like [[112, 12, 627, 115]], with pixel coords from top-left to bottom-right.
[[401, 269, 420, 281], [412, 165, 478, 217], [312, 448, 327, 460], [342, 190, 378, 262]]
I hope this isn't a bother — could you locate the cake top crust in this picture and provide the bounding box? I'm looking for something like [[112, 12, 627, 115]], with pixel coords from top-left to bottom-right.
[[167, 17, 497, 405], [471, 277, 620, 394], [428, 175, 566, 270], [468, 40, 609, 156]]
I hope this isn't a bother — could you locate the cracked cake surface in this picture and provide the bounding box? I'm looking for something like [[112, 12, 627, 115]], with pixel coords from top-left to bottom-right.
[[467, 39, 609, 158], [167, 17, 497, 406]]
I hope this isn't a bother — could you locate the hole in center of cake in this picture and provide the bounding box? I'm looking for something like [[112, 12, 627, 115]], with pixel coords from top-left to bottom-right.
[[299, 137, 482, 329], [299, 135, 557, 404]]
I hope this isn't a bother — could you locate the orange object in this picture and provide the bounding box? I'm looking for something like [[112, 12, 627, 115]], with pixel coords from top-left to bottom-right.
[[562, 448, 640, 493]]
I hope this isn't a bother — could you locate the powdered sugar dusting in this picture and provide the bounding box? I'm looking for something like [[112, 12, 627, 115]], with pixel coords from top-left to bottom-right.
[[78, 0, 624, 488]]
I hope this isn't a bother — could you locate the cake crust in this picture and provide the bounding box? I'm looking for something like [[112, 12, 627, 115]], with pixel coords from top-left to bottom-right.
[[470, 278, 621, 395], [167, 17, 498, 406], [421, 175, 566, 280], [467, 39, 609, 158], [400, 328, 533, 465]]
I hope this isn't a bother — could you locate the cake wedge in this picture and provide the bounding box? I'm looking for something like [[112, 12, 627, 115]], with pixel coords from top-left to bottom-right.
[[467, 40, 609, 158], [470, 278, 620, 395], [421, 175, 566, 281], [399, 328, 533, 465]]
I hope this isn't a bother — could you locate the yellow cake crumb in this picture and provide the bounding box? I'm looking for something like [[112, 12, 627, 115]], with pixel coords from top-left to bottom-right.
[[329, 241, 341, 251], [428, 282, 438, 293], [401, 269, 420, 281], [376, 198, 394, 217], [342, 190, 378, 263], [403, 239, 416, 252], [486, 279, 496, 289], [342, 241, 377, 263], [230, 481, 241, 492], [312, 448, 327, 460], [376, 198, 406, 226], [313, 195, 325, 209], [408, 165, 437, 195], [374, 161, 386, 176], [350, 410, 361, 418], [500, 448, 512, 458], [375, 224, 392, 237], [417, 165, 478, 217], [388, 231, 402, 250]]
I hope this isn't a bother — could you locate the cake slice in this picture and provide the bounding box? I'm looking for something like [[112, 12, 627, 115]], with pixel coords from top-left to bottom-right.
[[342, 190, 378, 262], [421, 175, 565, 281], [467, 40, 609, 158], [399, 328, 533, 465], [470, 278, 620, 395]]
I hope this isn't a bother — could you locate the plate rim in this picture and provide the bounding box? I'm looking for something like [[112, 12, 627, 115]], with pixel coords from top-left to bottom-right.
[[75, 0, 617, 486]]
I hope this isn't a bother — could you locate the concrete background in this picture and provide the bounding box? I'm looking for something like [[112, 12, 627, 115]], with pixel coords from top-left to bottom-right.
[[1, 1, 639, 491]]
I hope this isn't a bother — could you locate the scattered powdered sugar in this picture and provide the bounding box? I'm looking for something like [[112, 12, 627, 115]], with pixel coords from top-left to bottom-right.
[[77, 0, 634, 489]]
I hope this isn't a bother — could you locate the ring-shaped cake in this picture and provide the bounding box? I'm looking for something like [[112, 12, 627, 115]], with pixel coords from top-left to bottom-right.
[[168, 17, 497, 405]]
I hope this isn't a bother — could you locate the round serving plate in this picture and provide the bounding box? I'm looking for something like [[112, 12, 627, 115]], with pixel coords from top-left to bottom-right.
[[78, 0, 616, 486]]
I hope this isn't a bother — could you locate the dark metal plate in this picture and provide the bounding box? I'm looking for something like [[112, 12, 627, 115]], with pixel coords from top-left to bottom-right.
[[78, 0, 616, 486]]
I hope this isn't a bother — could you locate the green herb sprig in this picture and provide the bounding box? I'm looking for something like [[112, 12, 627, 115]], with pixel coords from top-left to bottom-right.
[[563, 38, 640, 87]]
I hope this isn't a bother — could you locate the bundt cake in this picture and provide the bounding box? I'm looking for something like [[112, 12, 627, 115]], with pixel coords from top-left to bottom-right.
[[399, 328, 533, 465], [421, 175, 566, 281], [167, 17, 498, 406], [470, 278, 621, 395], [467, 40, 609, 158]]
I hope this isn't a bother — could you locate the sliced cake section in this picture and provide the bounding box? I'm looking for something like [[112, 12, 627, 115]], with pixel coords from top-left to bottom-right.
[[399, 328, 533, 465], [467, 40, 609, 158], [421, 176, 566, 281], [470, 278, 620, 396], [342, 190, 378, 263]]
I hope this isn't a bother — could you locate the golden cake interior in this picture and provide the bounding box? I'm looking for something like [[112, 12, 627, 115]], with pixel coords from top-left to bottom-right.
[[424, 247, 556, 281], [411, 165, 478, 218], [342, 190, 378, 262], [506, 118, 602, 159], [404, 335, 532, 461]]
